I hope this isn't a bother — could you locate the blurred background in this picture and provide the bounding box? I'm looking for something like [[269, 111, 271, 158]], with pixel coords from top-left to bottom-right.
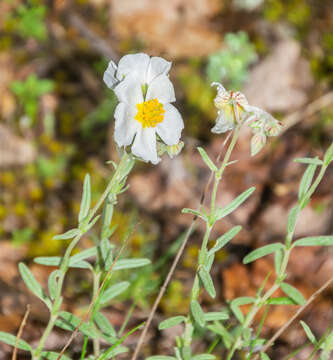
[[0, 0, 332, 359]]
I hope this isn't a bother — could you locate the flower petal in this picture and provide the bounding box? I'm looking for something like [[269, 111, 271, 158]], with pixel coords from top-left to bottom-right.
[[114, 75, 143, 104], [146, 57, 172, 84], [146, 74, 176, 103], [131, 127, 160, 164], [211, 110, 234, 134], [116, 53, 150, 83], [103, 60, 118, 89], [156, 103, 184, 145], [114, 103, 138, 147]]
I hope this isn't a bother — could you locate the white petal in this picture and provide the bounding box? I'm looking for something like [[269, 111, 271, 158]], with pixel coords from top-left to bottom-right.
[[156, 103, 183, 145], [146, 57, 172, 84], [116, 53, 150, 84], [131, 127, 160, 164], [103, 60, 118, 89], [211, 111, 234, 134], [114, 75, 143, 104], [114, 103, 138, 147], [146, 74, 176, 103]]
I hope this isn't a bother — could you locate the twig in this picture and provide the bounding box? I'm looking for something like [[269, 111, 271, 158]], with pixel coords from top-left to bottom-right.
[[259, 274, 333, 356], [12, 304, 31, 360], [130, 133, 233, 360], [56, 224, 138, 360]]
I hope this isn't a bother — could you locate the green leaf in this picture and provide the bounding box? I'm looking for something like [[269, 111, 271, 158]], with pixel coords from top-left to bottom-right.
[[299, 163, 317, 201], [267, 297, 296, 305], [70, 247, 97, 263], [100, 281, 130, 304], [294, 236, 333, 247], [18, 263, 51, 308], [209, 226, 242, 255], [207, 322, 233, 349], [34, 257, 92, 269], [230, 297, 254, 323], [56, 311, 98, 339], [158, 316, 186, 330], [190, 300, 205, 327], [0, 331, 31, 351], [197, 147, 217, 172], [300, 321, 316, 344], [287, 205, 299, 236], [99, 345, 128, 359], [192, 354, 216, 360], [146, 357, 176, 360], [79, 174, 91, 222], [204, 311, 229, 322], [182, 208, 206, 220], [48, 270, 60, 300], [94, 312, 116, 338], [243, 243, 284, 264], [323, 142, 333, 166], [274, 248, 283, 275], [40, 351, 72, 360], [199, 267, 216, 298], [112, 258, 151, 271], [53, 228, 80, 240], [281, 283, 306, 305], [214, 187, 255, 222], [294, 157, 323, 165], [260, 353, 271, 360]]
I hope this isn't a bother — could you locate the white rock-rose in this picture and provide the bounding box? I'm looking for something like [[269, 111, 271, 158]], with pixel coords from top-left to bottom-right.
[[104, 53, 184, 164]]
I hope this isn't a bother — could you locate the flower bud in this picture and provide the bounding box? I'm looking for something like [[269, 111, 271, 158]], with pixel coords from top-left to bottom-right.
[[251, 132, 267, 156]]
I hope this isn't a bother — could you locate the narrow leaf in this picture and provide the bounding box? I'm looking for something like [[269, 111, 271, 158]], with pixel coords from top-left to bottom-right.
[[199, 267, 216, 298], [209, 226, 242, 255], [182, 208, 205, 220], [79, 174, 91, 222], [146, 357, 176, 360], [53, 228, 80, 241], [48, 270, 60, 300], [34, 257, 92, 269], [207, 322, 233, 349], [243, 243, 284, 264], [112, 258, 151, 271], [323, 142, 333, 166], [19, 263, 51, 308], [100, 281, 130, 304], [204, 312, 229, 322], [94, 312, 116, 337], [298, 163, 317, 200], [197, 147, 217, 172], [294, 236, 333, 247], [56, 311, 98, 339], [0, 331, 31, 351], [287, 205, 299, 236], [260, 353, 271, 360], [281, 283, 306, 305], [274, 248, 283, 275], [300, 321, 316, 344], [267, 297, 296, 305], [294, 157, 323, 165], [70, 247, 97, 263], [190, 300, 205, 327], [40, 351, 71, 360], [158, 316, 186, 330], [192, 355, 216, 360], [215, 187, 255, 222]]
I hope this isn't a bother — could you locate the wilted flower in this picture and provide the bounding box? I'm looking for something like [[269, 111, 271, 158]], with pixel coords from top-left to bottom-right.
[[104, 53, 184, 164], [211, 82, 282, 156]]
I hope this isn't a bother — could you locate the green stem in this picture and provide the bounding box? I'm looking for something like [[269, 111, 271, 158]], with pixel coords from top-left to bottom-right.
[[92, 272, 101, 357]]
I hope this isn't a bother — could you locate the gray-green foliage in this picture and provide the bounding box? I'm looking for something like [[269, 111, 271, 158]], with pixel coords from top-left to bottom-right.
[[206, 32, 257, 89]]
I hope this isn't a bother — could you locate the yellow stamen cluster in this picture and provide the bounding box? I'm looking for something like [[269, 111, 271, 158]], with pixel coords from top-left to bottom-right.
[[135, 99, 165, 128]]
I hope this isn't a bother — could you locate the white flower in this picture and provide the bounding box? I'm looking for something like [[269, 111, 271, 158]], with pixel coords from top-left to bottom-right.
[[104, 53, 184, 164]]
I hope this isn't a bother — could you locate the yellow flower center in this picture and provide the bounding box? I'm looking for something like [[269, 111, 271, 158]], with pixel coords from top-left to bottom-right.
[[135, 99, 165, 128]]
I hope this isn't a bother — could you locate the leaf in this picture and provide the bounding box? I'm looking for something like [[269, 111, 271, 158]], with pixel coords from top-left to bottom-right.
[[182, 208, 206, 220], [53, 228, 80, 241], [300, 321, 316, 344], [112, 258, 151, 270], [209, 226, 242, 255], [0, 331, 31, 351], [204, 312, 229, 322], [158, 316, 186, 330], [100, 281, 130, 304], [70, 247, 97, 263], [199, 267, 216, 298], [56, 311, 98, 339], [79, 174, 91, 222], [94, 312, 116, 338], [230, 297, 254, 323], [192, 355, 216, 360], [281, 283, 306, 305], [267, 297, 296, 305], [274, 248, 283, 275], [294, 157, 323, 165], [190, 300, 205, 327], [207, 322, 233, 349], [99, 345, 129, 359], [287, 205, 299, 236], [40, 351, 72, 360], [260, 353, 271, 360], [299, 163, 317, 201], [34, 257, 92, 269], [214, 187, 255, 222], [294, 236, 333, 247], [18, 263, 51, 308], [197, 147, 217, 172], [48, 270, 60, 300], [243, 243, 284, 264], [146, 357, 176, 360], [323, 142, 333, 166]]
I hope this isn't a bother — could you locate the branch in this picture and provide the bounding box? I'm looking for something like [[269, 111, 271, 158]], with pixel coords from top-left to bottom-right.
[[12, 304, 31, 360]]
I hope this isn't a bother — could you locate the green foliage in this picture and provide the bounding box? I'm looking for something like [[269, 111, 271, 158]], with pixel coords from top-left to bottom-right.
[[206, 32, 257, 89]]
